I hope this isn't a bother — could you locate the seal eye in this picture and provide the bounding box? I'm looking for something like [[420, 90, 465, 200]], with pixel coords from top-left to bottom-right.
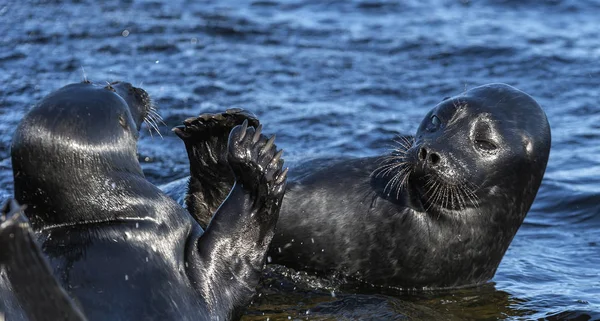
[[473, 121, 498, 152], [118, 114, 128, 129], [475, 139, 497, 151], [426, 115, 441, 132]]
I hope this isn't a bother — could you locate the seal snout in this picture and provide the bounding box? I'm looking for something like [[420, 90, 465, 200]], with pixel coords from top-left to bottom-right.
[[418, 146, 441, 166], [412, 142, 463, 187]]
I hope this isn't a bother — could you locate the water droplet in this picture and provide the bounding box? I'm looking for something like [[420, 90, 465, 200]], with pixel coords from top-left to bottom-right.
[[125, 274, 129, 281], [267, 256, 272, 263], [122, 29, 129, 37], [155, 60, 160, 64]]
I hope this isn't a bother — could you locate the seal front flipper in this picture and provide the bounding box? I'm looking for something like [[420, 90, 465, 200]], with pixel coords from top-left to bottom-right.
[[173, 109, 260, 229], [192, 121, 287, 320], [0, 200, 86, 321]]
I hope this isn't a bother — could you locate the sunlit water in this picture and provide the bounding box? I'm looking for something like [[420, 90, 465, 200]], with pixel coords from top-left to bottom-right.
[[1, 0, 599, 320]]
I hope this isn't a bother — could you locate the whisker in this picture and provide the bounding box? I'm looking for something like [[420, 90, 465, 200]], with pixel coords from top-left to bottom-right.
[[144, 114, 163, 139]]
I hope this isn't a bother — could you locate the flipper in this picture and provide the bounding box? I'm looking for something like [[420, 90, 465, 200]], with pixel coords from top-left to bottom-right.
[[173, 108, 260, 229], [192, 121, 287, 320], [0, 199, 87, 321]]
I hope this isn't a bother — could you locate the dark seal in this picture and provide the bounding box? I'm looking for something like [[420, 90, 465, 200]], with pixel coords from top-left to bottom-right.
[[1, 200, 86, 321], [171, 83, 551, 290], [8, 81, 287, 320]]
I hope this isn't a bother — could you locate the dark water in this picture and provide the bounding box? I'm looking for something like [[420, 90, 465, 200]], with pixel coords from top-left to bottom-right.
[[1, 0, 599, 320]]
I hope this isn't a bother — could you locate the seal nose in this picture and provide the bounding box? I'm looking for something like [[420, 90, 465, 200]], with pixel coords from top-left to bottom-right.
[[418, 147, 441, 166]]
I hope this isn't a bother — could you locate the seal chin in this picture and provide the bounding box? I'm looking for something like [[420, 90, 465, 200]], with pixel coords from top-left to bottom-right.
[[404, 176, 426, 212]]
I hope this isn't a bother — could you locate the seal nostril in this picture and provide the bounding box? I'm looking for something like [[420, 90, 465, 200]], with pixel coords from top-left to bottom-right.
[[429, 153, 440, 165], [419, 147, 427, 160]]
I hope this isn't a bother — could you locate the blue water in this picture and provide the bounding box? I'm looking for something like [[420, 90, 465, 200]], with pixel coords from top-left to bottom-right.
[[1, 0, 599, 319]]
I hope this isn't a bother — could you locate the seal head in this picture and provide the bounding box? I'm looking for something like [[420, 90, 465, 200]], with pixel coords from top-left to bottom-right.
[[11, 81, 152, 229], [399, 83, 550, 220]]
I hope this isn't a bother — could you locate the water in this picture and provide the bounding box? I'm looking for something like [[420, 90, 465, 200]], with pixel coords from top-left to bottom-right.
[[1, 0, 599, 319]]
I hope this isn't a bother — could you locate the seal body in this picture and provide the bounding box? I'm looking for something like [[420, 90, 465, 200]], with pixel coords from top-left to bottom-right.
[[8, 82, 287, 320], [173, 83, 550, 290]]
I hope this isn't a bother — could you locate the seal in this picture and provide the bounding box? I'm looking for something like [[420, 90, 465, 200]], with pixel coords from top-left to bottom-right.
[[172, 83, 551, 290], [9, 81, 287, 320], [1, 199, 86, 321]]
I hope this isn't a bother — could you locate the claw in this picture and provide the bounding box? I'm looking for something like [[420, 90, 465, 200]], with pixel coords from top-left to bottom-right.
[[275, 167, 288, 184], [184, 117, 197, 126], [238, 119, 248, 140], [198, 114, 211, 121], [226, 108, 243, 114], [260, 135, 275, 155], [172, 125, 191, 139], [271, 149, 284, 166], [261, 135, 276, 155], [253, 124, 263, 143]]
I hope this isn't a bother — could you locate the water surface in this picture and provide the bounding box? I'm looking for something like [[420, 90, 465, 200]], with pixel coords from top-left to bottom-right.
[[1, 0, 599, 319]]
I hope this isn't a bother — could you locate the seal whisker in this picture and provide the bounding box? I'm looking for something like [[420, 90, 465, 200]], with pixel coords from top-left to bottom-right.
[[81, 66, 88, 83], [456, 185, 467, 210], [146, 117, 163, 138], [393, 167, 412, 199], [441, 184, 448, 215], [371, 162, 400, 178], [144, 111, 164, 139], [382, 164, 412, 198], [424, 177, 441, 213], [379, 162, 409, 178], [383, 173, 400, 195], [462, 181, 480, 209], [393, 136, 413, 151], [429, 181, 442, 213]]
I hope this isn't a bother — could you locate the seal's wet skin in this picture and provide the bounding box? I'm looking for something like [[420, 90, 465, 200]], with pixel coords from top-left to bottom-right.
[[174, 83, 551, 290], [0, 200, 86, 321], [5, 81, 286, 320], [172, 109, 262, 229]]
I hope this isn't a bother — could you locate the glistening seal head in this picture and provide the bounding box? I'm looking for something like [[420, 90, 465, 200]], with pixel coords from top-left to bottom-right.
[[11, 81, 154, 228]]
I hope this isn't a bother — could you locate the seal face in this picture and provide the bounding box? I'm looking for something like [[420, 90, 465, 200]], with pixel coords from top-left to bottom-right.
[[168, 83, 550, 290], [379, 83, 551, 217], [8, 81, 287, 320]]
